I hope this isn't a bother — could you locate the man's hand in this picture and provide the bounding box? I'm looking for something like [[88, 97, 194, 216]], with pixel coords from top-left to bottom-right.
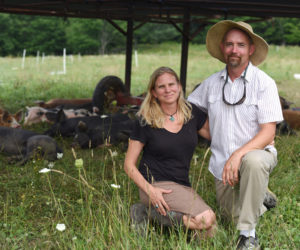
[[222, 123, 276, 186], [222, 151, 243, 186]]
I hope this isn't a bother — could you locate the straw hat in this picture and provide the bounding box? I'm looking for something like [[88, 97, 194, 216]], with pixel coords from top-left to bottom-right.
[[206, 20, 269, 66]]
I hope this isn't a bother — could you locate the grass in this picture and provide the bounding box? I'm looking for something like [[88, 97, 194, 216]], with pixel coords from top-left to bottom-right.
[[1, 43, 300, 111], [0, 43, 299, 249]]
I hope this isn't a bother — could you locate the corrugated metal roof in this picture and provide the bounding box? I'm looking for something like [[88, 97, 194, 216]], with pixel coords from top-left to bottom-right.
[[0, 1, 299, 22]]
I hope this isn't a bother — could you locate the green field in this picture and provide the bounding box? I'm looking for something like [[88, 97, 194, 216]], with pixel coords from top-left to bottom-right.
[[1, 43, 300, 111], [0, 43, 299, 249]]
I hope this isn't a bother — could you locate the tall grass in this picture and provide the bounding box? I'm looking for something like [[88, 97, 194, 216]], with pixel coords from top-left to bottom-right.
[[0, 43, 299, 249]]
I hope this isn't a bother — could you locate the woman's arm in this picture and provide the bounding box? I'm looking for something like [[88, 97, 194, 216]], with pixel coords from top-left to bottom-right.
[[198, 119, 211, 140], [124, 139, 151, 194], [124, 139, 171, 215]]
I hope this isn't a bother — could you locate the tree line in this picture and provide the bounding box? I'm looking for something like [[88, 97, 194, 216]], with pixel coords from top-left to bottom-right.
[[0, 13, 299, 56]]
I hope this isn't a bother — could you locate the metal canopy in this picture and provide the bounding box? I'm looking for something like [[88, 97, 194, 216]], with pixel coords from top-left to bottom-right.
[[1, 1, 300, 93], [1, 1, 300, 21]]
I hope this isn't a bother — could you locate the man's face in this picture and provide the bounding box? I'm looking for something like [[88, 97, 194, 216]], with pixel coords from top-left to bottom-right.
[[220, 29, 255, 69]]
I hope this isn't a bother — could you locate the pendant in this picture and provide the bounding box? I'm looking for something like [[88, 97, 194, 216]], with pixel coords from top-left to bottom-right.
[[169, 115, 175, 122]]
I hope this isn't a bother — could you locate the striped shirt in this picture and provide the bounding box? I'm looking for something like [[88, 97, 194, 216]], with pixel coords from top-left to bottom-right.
[[188, 62, 283, 180]]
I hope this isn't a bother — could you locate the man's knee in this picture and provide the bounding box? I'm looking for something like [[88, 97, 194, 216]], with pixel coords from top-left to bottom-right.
[[242, 150, 269, 174]]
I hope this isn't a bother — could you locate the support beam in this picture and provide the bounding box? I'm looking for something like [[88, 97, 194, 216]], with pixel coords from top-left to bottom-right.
[[180, 10, 190, 95], [106, 19, 127, 36], [125, 18, 133, 93]]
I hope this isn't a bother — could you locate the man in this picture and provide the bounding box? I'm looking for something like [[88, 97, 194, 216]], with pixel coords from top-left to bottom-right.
[[188, 20, 283, 249]]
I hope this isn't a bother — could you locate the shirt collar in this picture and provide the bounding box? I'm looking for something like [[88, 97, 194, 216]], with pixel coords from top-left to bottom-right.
[[220, 62, 254, 83], [244, 62, 254, 83]]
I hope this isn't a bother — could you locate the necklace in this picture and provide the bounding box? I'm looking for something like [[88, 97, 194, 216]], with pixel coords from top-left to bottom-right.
[[222, 63, 249, 106], [163, 109, 177, 122]]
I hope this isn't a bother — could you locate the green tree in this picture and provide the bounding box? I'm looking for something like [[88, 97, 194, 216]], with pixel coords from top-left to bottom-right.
[[66, 18, 126, 55], [0, 14, 13, 55], [0, 13, 299, 56], [0, 14, 67, 56], [283, 18, 300, 45], [25, 17, 67, 55], [135, 22, 180, 44]]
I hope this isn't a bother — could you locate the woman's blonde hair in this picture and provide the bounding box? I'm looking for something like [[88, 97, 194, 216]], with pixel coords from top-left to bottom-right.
[[137, 66, 192, 128]]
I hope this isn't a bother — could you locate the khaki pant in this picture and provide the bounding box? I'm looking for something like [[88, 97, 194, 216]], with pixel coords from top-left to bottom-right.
[[139, 181, 212, 217], [215, 149, 277, 230]]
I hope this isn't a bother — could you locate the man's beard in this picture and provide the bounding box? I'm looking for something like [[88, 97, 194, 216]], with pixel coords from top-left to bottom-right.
[[228, 55, 241, 67]]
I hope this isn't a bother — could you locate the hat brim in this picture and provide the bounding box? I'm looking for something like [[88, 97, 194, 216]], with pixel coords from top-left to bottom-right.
[[206, 20, 269, 66]]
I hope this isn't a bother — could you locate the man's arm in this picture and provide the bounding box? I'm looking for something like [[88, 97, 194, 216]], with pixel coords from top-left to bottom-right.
[[222, 122, 276, 186]]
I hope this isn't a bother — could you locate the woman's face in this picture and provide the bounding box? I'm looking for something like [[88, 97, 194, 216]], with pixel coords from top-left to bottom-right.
[[152, 73, 181, 105]]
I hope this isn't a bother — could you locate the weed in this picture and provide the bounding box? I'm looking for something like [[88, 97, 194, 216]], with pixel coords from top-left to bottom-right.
[[0, 44, 299, 248]]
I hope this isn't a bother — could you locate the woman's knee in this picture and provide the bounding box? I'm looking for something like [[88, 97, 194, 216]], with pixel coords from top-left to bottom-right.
[[194, 209, 216, 230]]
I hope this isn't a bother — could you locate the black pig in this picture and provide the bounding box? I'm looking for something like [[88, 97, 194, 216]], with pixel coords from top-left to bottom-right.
[[73, 118, 134, 149], [0, 127, 63, 165], [45, 109, 131, 137]]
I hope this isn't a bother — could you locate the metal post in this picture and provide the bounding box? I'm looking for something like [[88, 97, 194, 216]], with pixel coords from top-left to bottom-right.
[[180, 11, 190, 95], [125, 18, 133, 93]]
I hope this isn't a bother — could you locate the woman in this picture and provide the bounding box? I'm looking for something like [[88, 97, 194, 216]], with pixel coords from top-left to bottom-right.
[[124, 67, 216, 235]]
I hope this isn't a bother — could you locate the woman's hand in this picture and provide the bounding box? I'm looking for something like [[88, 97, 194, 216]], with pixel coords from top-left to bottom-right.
[[148, 186, 172, 216]]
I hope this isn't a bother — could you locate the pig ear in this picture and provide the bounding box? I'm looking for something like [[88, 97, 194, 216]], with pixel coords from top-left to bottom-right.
[[2, 111, 9, 121], [45, 111, 57, 122], [77, 121, 88, 132], [15, 109, 23, 122], [56, 109, 67, 123]]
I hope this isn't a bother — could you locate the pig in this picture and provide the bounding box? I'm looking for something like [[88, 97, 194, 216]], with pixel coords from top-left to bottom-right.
[[0, 109, 23, 128], [24, 106, 95, 126], [282, 109, 300, 130], [45, 109, 131, 137], [92, 75, 126, 114], [73, 118, 134, 148], [56, 108, 94, 119], [24, 107, 53, 125], [0, 127, 63, 165], [279, 96, 293, 110], [276, 120, 296, 135], [35, 98, 92, 110]]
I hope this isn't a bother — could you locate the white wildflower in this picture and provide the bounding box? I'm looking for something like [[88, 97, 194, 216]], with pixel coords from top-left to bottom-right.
[[72, 236, 77, 241], [57, 153, 63, 159], [56, 223, 66, 232], [48, 162, 54, 168], [111, 151, 118, 157], [111, 184, 121, 189], [101, 115, 108, 118], [39, 168, 51, 173]]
